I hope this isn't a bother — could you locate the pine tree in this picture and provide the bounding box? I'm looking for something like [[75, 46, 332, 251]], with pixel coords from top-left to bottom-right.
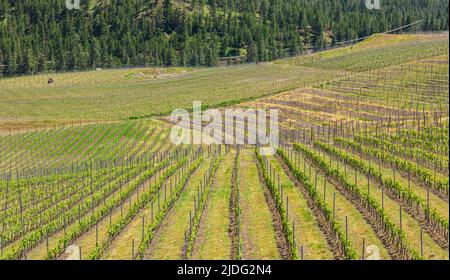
[[0, 0, 446, 75], [0, 48, 4, 77], [163, 0, 173, 33]]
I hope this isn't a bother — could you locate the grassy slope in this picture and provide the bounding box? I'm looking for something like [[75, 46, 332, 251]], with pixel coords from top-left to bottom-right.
[[286, 151, 392, 260], [320, 147, 449, 260], [191, 150, 234, 260], [282, 33, 449, 72], [267, 156, 334, 260], [239, 150, 280, 260], [1, 34, 447, 126], [143, 158, 212, 260], [0, 64, 339, 122], [100, 169, 179, 260]]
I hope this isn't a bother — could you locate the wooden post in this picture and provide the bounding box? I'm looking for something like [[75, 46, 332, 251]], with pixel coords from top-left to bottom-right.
[[151, 202, 154, 224], [132, 239, 135, 260], [96, 223, 99, 246], [194, 197, 197, 213], [304, 156, 306, 173], [300, 246, 304, 260], [399, 206, 403, 233], [278, 175, 280, 193], [314, 171, 318, 194], [393, 168, 396, 184], [408, 172, 411, 192], [189, 211, 192, 233], [420, 228, 424, 257], [345, 216, 348, 242], [333, 193, 336, 219], [142, 217, 145, 241], [46, 232, 49, 255], [286, 197, 289, 219], [362, 238, 366, 260]]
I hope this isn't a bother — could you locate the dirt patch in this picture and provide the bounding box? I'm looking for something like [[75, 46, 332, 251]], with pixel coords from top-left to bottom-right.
[[0, 119, 114, 134]]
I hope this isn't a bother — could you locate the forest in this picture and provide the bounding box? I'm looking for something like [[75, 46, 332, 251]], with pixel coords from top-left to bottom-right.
[[0, 0, 448, 76]]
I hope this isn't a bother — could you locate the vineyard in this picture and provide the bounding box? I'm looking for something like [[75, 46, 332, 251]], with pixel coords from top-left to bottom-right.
[[0, 33, 448, 260]]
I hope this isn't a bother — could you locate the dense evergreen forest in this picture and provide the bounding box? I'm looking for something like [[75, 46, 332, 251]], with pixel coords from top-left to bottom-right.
[[0, 0, 448, 76]]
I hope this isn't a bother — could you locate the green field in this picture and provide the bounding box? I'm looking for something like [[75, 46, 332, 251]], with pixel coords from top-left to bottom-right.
[[0, 33, 448, 260]]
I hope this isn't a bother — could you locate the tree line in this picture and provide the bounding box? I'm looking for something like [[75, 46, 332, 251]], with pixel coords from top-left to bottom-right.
[[0, 0, 448, 76]]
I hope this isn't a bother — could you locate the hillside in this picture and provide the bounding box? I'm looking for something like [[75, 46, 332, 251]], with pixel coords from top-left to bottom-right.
[[0, 0, 448, 76], [0, 32, 448, 262], [0, 33, 447, 129]]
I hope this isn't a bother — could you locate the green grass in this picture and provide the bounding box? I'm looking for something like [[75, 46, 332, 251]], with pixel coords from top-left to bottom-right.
[[352, 146, 448, 220], [74, 160, 180, 260], [0, 120, 171, 174], [278, 150, 391, 260], [318, 147, 448, 260], [239, 150, 280, 260], [0, 63, 341, 122], [101, 163, 185, 260], [0, 32, 448, 261], [191, 150, 234, 260], [144, 158, 212, 260], [266, 156, 334, 260], [284, 33, 449, 72]]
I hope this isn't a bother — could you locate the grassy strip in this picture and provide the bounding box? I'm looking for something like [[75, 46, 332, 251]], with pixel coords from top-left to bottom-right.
[[232, 149, 243, 260], [293, 143, 422, 260], [239, 150, 280, 259], [88, 152, 196, 260], [385, 130, 449, 156], [136, 153, 204, 259], [183, 150, 223, 259], [277, 147, 357, 260], [256, 149, 299, 260], [354, 135, 448, 174], [1, 164, 144, 244], [334, 138, 449, 197], [1, 157, 169, 260], [314, 141, 449, 245], [42, 154, 178, 260]]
